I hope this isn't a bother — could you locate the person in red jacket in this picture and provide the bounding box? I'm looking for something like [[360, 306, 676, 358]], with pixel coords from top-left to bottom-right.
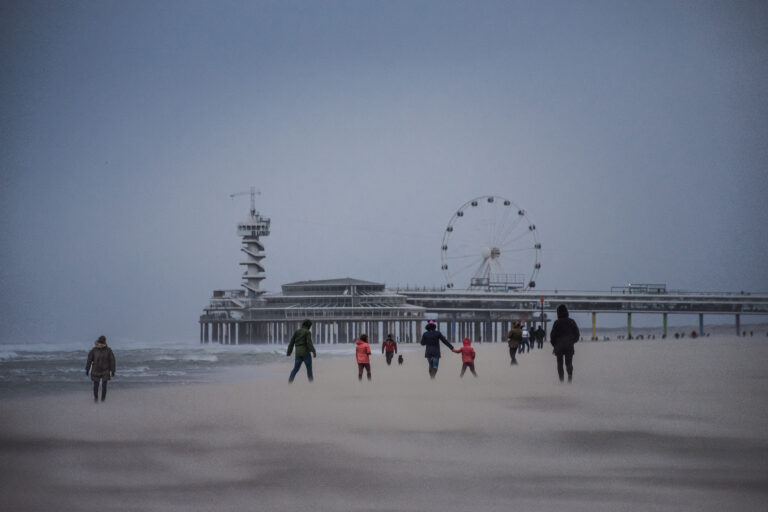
[[355, 333, 372, 381], [381, 334, 398, 366], [452, 337, 477, 377]]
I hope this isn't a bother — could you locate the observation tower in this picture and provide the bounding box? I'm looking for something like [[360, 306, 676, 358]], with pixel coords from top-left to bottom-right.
[[231, 187, 270, 299]]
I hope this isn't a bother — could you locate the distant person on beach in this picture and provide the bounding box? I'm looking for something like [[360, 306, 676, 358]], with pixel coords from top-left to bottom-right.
[[356, 333, 372, 381], [452, 337, 477, 377], [535, 326, 546, 349], [420, 320, 454, 379], [507, 322, 522, 365], [287, 319, 316, 383], [85, 335, 115, 402], [382, 334, 398, 366], [550, 305, 580, 382], [521, 325, 531, 353]]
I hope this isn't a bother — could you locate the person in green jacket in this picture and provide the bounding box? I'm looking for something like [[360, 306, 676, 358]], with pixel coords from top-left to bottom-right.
[[287, 319, 316, 383]]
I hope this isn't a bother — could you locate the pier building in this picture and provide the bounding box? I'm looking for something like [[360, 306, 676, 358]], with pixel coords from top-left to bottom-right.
[[200, 201, 768, 344]]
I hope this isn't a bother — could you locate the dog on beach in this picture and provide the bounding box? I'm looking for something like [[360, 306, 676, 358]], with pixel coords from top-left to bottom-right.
[[397, 354, 404, 365]]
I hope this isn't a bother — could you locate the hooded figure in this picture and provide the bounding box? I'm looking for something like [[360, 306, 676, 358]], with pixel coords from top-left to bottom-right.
[[420, 320, 454, 378], [85, 336, 116, 402], [507, 322, 522, 365], [549, 305, 580, 382], [452, 337, 478, 377], [287, 319, 317, 383], [355, 333, 372, 381]]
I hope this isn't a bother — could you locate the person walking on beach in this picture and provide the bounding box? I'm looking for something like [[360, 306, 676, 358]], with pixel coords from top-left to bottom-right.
[[356, 333, 372, 381], [521, 325, 531, 353], [85, 335, 115, 402], [420, 320, 454, 379], [452, 337, 477, 377], [287, 319, 316, 383], [382, 334, 398, 366], [550, 304, 580, 382], [508, 322, 522, 365]]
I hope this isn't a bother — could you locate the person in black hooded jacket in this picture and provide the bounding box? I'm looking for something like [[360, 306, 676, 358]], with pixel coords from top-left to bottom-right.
[[549, 304, 580, 382], [420, 320, 454, 379], [85, 335, 116, 402]]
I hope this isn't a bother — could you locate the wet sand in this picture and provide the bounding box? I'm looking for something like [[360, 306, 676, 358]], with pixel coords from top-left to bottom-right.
[[2, 337, 767, 511]]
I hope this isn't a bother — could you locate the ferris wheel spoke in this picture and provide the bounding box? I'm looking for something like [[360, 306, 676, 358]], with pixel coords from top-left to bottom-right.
[[499, 246, 536, 253], [489, 201, 499, 245], [469, 217, 495, 246], [444, 253, 482, 260], [498, 221, 526, 249], [470, 258, 491, 280], [490, 258, 507, 275], [499, 229, 530, 248], [450, 258, 485, 278], [496, 216, 524, 247], [493, 204, 513, 246]]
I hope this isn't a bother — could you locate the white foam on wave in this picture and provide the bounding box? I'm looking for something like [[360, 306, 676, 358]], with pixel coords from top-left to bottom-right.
[[118, 366, 151, 374], [181, 354, 218, 362], [0, 351, 19, 361]]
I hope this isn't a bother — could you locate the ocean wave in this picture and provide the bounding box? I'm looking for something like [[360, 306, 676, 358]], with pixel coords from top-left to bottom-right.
[[117, 366, 151, 374], [0, 351, 19, 361], [181, 354, 218, 362]]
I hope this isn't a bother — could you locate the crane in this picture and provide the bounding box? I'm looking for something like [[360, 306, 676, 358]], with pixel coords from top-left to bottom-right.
[[230, 186, 260, 217]]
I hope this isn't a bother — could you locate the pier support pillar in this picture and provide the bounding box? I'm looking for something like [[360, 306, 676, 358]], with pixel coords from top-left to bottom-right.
[[591, 312, 597, 341], [663, 313, 668, 339], [627, 313, 632, 340]]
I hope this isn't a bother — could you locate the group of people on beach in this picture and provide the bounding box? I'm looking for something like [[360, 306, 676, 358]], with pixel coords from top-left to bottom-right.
[[286, 303, 581, 384], [83, 304, 580, 401]]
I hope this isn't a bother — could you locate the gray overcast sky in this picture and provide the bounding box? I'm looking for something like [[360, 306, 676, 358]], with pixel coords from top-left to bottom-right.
[[2, 1, 767, 343]]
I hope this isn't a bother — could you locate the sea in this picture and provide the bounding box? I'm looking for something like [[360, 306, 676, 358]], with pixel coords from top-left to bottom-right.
[[0, 341, 292, 398], [0, 340, 422, 398]]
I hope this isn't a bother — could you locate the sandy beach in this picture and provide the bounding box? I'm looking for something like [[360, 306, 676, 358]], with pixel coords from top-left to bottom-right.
[[2, 336, 767, 511]]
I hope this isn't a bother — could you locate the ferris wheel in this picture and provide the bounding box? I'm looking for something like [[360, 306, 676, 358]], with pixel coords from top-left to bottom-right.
[[440, 196, 541, 291]]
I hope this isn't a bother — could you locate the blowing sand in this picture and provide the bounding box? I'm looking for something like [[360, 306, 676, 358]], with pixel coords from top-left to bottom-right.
[[2, 337, 768, 511]]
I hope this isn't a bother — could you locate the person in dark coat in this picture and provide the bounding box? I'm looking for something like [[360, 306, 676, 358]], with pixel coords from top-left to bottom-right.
[[507, 322, 522, 365], [420, 320, 454, 379], [535, 326, 546, 349], [85, 335, 116, 402], [549, 304, 580, 382], [287, 319, 316, 383]]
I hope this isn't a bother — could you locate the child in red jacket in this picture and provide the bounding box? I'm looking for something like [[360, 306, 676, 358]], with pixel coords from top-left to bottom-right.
[[453, 337, 477, 377], [355, 334, 372, 381]]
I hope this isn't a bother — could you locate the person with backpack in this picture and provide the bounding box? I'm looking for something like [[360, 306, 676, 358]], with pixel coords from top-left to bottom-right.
[[550, 305, 580, 382]]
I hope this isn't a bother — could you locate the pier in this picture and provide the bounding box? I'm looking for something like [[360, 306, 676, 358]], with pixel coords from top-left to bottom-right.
[[201, 283, 768, 344], [201, 195, 768, 344]]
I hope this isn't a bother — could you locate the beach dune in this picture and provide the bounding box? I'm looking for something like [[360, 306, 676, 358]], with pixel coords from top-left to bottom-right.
[[2, 337, 767, 511]]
